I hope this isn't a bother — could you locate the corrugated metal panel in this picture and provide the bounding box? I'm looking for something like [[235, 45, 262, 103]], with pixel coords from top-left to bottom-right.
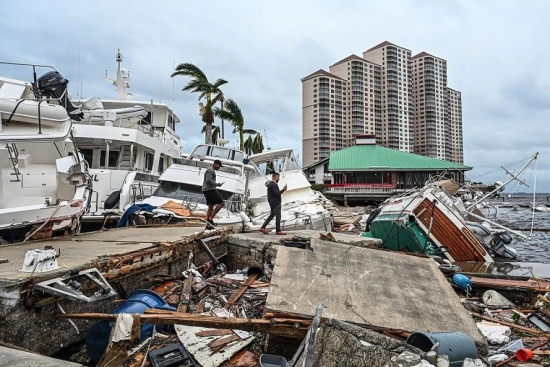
[[328, 145, 472, 171]]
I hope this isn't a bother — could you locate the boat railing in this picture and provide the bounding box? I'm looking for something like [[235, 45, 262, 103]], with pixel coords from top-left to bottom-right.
[[325, 184, 397, 194], [129, 183, 157, 205]]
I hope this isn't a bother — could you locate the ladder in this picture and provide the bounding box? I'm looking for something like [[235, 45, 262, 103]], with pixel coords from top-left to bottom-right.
[[6, 143, 21, 182]]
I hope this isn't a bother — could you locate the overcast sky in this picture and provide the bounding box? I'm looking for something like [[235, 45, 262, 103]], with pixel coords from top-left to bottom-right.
[[1, 0, 548, 191]]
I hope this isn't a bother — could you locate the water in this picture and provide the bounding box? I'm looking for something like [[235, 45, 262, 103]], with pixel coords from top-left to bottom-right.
[[482, 194, 550, 262]]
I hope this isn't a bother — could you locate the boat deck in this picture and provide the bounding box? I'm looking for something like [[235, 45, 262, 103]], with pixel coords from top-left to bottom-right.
[[0, 226, 202, 283]]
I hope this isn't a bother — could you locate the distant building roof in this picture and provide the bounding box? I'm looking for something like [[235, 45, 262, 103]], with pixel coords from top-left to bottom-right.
[[302, 157, 330, 171], [328, 145, 472, 172], [365, 41, 411, 53], [412, 51, 446, 60], [331, 54, 378, 67], [301, 69, 345, 82]]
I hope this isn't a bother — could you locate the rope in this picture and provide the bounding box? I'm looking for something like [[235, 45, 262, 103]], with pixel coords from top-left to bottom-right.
[[23, 204, 61, 242]]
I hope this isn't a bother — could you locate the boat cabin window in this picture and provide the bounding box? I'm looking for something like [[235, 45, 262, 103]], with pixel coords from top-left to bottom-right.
[[209, 146, 232, 160], [158, 154, 165, 173], [141, 111, 153, 125], [79, 149, 94, 166], [100, 150, 120, 168], [144, 152, 154, 171], [168, 114, 176, 130], [154, 181, 232, 202]]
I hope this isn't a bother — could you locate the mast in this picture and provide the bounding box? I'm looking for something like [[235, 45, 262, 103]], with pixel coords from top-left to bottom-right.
[[465, 153, 538, 212]]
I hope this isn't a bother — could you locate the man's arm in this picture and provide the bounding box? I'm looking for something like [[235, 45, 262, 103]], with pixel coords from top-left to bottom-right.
[[270, 182, 286, 197], [205, 169, 217, 187]]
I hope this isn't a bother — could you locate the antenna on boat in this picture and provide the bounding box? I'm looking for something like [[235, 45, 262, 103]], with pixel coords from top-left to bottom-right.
[[77, 53, 80, 98], [172, 59, 175, 103], [103, 49, 131, 101], [264, 130, 271, 150]]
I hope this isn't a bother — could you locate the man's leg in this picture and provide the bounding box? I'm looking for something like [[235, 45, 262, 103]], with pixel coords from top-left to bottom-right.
[[206, 205, 213, 221], [275, 205, 282, 232], [211, 202, 225, 220], [262, 206, 276, 229]]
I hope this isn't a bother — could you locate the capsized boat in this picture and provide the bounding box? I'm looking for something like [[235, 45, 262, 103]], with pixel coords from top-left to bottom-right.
[[0, 64, 93, 242], [244, 148, 335, 232], [363, 153, 538, 262]]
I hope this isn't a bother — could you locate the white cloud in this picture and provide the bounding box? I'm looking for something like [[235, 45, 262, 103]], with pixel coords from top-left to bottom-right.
[[1, 0, 549, 190]]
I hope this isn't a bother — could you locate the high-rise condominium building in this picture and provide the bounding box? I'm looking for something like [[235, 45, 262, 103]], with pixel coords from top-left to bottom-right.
[[302, 41, 463, 167]]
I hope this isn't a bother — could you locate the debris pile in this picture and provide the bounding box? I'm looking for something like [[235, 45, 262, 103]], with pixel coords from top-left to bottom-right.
[[457, 281, 550, 366]]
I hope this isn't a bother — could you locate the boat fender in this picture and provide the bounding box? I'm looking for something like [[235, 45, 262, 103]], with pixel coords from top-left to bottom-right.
[[452, 274, 472, 292], [104, 190, 121, 209], [239, 211, 251, 223]]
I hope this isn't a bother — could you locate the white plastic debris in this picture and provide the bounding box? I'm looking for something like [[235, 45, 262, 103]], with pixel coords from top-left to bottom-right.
[[497, 338, 524, 353], [476, 321, 511, 344], [487, 354, 508, 363], [482, 290, 514, 306], [112, 313, 134, 342], [462, 358, 487, 367]]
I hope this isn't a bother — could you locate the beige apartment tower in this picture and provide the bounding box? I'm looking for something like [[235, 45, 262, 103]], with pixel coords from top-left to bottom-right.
[[302, 41, 463, 167]]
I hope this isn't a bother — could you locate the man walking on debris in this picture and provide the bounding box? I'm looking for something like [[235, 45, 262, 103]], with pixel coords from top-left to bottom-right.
[[202, 159, 225, 229], [260, 172, 287, 235]]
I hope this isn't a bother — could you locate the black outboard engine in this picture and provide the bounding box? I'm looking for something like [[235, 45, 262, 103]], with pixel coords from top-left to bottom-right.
[[36, 71, 82, 120]]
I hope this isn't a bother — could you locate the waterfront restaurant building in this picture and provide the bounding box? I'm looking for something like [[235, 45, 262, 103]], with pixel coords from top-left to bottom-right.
[[304, 135, 471, 204]]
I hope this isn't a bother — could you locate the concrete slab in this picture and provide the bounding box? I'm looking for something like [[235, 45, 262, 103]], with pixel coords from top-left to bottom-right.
[[227, 230, 380, 250], [0, 346, 83, 366], [265, 238, 485, 347], [0, 226, 202, 282]]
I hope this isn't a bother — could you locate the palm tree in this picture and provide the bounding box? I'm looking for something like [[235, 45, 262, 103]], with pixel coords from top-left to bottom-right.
[[243, 132, 264, 155], [171, 63, 227, 144], [214, 99, 257, 150], [200, 125, 220, 145]]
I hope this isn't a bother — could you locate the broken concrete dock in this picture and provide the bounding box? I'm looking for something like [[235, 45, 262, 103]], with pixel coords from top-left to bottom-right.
[[0, 225, 488, 360], [227, 230, 486, 349]]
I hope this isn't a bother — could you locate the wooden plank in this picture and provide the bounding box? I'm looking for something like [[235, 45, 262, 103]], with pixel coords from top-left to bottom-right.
[[225, 273, 259, 308], [471, 312, 542, 335], [59, 312, 308, 338], [195, 329, 234, 337], [470, 277, 550, 293], [178, 272, 193, 313], [207, 334, 240, 349]]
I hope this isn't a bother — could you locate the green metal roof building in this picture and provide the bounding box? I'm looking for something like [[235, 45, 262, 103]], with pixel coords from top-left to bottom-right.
[[321, 138, 472, 203]]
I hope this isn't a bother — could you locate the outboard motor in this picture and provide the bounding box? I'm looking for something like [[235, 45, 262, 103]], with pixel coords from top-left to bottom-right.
[[36, 71, 82, 120], [491, 232, 517, 260]]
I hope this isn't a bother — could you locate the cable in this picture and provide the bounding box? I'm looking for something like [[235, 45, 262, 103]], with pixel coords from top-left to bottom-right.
[[530, 158, 538, 237]]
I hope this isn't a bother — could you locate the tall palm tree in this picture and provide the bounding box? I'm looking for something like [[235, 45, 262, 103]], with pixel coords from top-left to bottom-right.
[[171, 63, 227, 144], [200, 125, 220, 145], [214, 99, 257, 150]]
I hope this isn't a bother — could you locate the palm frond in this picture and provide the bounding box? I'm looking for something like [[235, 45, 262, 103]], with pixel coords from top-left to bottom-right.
[[212, 78, 229, 89], [243, 129, 258, 135], [171, 63, 207, 80]]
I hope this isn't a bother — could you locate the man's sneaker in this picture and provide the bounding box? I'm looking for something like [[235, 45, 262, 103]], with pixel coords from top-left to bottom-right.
[[276, 231, 287, 235], [259, 228, 269, 235], [206, 219, 216, 229]]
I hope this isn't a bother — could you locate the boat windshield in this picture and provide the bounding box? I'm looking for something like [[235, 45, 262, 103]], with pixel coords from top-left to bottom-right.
[[190, 145, 245, 163], [153, 181, 232, 202]]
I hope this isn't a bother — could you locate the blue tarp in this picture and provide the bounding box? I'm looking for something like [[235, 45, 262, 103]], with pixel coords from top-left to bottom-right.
[[117, 204, 157, 227]]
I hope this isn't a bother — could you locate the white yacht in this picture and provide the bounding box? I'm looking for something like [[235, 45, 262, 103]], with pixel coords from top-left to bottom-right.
[[244, 148, 335, 233], [63, 51, 184, 225], [0, 66, 92, 242], [132, 144, 254, 232]]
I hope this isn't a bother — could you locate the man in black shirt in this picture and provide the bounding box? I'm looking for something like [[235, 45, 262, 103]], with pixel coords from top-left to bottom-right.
[[259, 172, 287, 235], [202, 159, 225, 229]]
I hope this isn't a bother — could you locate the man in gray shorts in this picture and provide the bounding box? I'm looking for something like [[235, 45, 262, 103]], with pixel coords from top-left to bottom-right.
[[202, 159, 225, 229]]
